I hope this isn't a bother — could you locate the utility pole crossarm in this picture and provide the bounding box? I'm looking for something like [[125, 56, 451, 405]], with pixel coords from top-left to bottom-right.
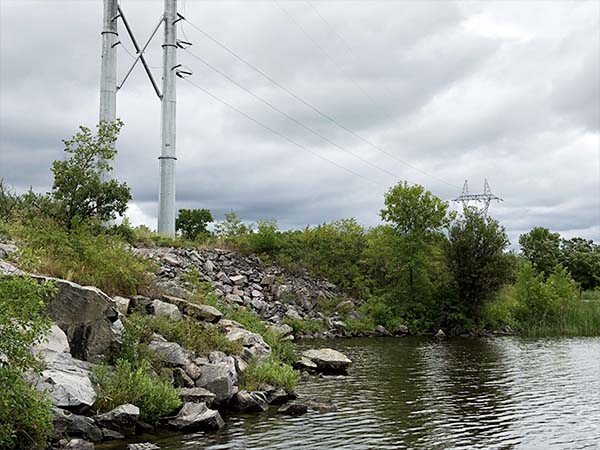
[[118, 6, 163, 99]]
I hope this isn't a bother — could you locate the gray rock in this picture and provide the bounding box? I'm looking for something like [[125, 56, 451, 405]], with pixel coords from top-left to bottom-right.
[[128, 443, 160, 450], [229, 390, 268, 412], [375, 325, 391, 336], [397, 324, 409, 334], [168, 402, 224, 431], [294, 356, 317, 371], [52, 407, 103, 442], [183, 361, 202, 380], [152, 299, 182, 321], [204, 259, 216, 273], [435, 329, 446, 338], [306, 399, 337, 413], [260, 275, 275, 286], [33, 353, 96, 412], [185, 303, 223, 323], [225, 294, 243, 305], [277, 402, 308, 416], [94, 404, 140, 437], [269, 323, 294, 337], [62, 438, 95, 450], [42, 278, 117, 362], [0, 242, 17, 259], [149, 336, 190, 367], [267, 388, 294, 405], [195, 361, 238, 404], [31, 324, 70, 363], [113, 296, 131, 315], [226, 327, 271, 362], [173, 367, 194, 388], [301, 348, 352, 373], [162, 254, 180, 267], [230, 275, 247, 286], [178, 387, 216, 406], [0, 258, 24, 275], [250, 298, 267, 312]]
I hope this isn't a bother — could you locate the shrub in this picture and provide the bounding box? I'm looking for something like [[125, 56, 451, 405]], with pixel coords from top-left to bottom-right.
[[10, 218, 154, 296], [176, 208, 213, 241], [0, 276, 55, 450], [241, 357, 299, 393], [283, 317, 325, 335], [249, 219, 281, 256], [147, 315, 242, 356], [0, 368, 53, 450], [92, 359, 180, 424]]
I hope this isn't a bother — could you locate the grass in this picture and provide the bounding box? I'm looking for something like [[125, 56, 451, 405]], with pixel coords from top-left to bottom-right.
[[92, 359, 181, 425], [283, 317, 326, 335], [6, 218, 154, 296], [240, 356, 299, 393], [520, 299, 600, 337]]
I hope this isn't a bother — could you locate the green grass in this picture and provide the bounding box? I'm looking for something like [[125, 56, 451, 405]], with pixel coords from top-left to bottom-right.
[[283, 317, 326, 335], [520, 299, 600, 337], [92, 359, 181, 424], [240, 356, 299, 393], [6, 218, 154, 296]]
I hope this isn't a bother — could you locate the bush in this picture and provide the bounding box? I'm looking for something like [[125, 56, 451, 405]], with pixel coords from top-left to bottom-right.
[[9, 218, 154, 296], [0, 276, 55, 450], [0, 368, 53, 450], [92, 359, 180, 424], [241, 357, 299, 393], [283, 317, 325, 335], [249, 219, 281, 256], [176, 208, 213, 241]]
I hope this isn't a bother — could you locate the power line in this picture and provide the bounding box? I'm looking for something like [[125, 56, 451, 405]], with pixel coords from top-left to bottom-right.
[[181, 17, 460, 189], [182, 47, 403, 181], [181, 77, 380, 186]]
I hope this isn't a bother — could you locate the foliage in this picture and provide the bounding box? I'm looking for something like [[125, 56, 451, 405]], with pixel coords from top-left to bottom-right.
[[519, 227, 561, 276], [241, 356, 298, 393], [214, 212, 252, 238], [131, 224, 190, 248], [0, 180, 19, 222], [51, 120, 131, 227], [0, 276, 54, 450], [249, 219, 282, 256], [176, 208, 213, 241], [560, 237, 600, 291], [92, 359, 180, 424], [283, 317, 326, 335], [0, 367, 53, 450], [146, 314, 242, 356], [9, 218, 154, 296], [445, 209, 513, 324]]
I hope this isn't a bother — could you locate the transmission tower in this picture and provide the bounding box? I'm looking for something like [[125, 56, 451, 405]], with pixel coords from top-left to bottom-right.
[[99, 0, 183, 236], [454, 179, 503, 215]]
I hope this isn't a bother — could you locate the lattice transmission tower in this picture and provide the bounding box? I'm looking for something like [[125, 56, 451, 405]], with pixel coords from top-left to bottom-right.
[[454, 179, 503, 215]]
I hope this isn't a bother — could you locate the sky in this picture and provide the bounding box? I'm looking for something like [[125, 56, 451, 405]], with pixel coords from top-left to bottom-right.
[[0, 0, 598, 247]]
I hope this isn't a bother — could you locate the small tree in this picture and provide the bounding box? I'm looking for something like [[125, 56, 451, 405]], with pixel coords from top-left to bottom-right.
[[519, 227, 561, 276], [560, 237, 600, 291], [214, 212, 251, 238], [176, 208, 213, 240], [445, 209, 513, 323], [51, 120, 131, 227]]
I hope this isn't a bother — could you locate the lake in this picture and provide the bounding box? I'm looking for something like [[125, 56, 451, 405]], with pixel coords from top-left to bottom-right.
[[102, 336, 600, 449]]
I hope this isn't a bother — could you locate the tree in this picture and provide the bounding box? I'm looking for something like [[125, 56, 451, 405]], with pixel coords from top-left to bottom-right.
[[519, 227, 561, 276], [560, 237, 600, 291], [380, 182, 451, 302], [51, 120, 131, 227], [214, 212, 251, 238], [445, 209, 513, 323], [176, 208, 213, 240]]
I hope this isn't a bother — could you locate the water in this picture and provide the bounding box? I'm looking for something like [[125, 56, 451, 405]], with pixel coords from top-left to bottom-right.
[[101, 337, 600, 450]]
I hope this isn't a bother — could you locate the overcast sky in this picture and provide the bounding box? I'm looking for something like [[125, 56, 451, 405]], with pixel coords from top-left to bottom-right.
[[1, 0, 598, 246]]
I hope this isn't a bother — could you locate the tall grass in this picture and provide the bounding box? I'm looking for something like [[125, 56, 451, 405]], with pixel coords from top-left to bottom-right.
[[521, 299, 600, 337]]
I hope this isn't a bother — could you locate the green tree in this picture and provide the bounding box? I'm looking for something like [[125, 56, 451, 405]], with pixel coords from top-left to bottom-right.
[[445, 209, 512, 324], [519, 227, 561, 276], [250, 219, 282, 256], [51, 120, 131, 227], [176, 208, 213, 240], [380, 182, 451, 301], [214, 211, 251, 238], [560, 237, 600, 291]]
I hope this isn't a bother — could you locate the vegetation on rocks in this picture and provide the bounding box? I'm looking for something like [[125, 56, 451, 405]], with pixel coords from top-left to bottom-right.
[[0, 276, 55, 450], [241, 356, 299, 393]]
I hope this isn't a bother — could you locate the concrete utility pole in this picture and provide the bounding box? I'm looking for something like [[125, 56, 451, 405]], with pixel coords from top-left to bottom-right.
[[158, 0, 177, 235], [99, 0, 118, 127]]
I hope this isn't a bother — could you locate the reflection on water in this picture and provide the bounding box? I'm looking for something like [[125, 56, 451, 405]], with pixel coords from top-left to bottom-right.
[[99, 336, 600, 450]]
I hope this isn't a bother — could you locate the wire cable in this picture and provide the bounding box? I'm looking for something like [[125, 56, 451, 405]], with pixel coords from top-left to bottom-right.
[[182, 17, 460, 189], [183, 48, 403, 181], [181, 77, 380, 187]]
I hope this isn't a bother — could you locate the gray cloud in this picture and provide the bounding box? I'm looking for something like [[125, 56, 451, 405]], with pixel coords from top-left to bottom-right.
[[1, 0, 598, 247]]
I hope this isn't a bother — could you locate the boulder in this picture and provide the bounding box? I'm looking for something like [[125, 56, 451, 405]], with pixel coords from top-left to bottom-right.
[[435, 329, 446, 338], [195, 359, 238, 404], [267, 388, 295, 405], [168, 402, 224, 431], [375, 325, 391, 336], [230, 275, 247, 286], [185, 303, 223, 323], [177, 387, 216, 407], [94, 404, 140, 437], [149, 336, 191, 367], [269, 323, 294, 338], [229, 390, 268, 412], [173, 367, 194, 388], [52, 407, 103, 442], [225, 294, 243, 305], [113, 296, 131, 316], [301, 348, 351, 373], [32, 353, 96, 412], [260, 275, 275, 286], [277, 402, 308, 416], [31, 324, 70, 363], [397, 324, 409, 335], [225, 327, 271, 362], [162, 254, 180, 267], [306, 399, 337, 413], [61, 439, 95, 450], [294, 356, 317, 371], [152, 299, 182, 321], [41, 278, 117, 362]]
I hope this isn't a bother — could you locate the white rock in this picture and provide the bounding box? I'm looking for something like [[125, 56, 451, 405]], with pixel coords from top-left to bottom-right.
[[152, 299, 182, 321]]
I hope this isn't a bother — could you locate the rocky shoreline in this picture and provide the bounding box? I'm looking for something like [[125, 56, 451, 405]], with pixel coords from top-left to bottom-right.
[[1, 242, 358, 450]]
